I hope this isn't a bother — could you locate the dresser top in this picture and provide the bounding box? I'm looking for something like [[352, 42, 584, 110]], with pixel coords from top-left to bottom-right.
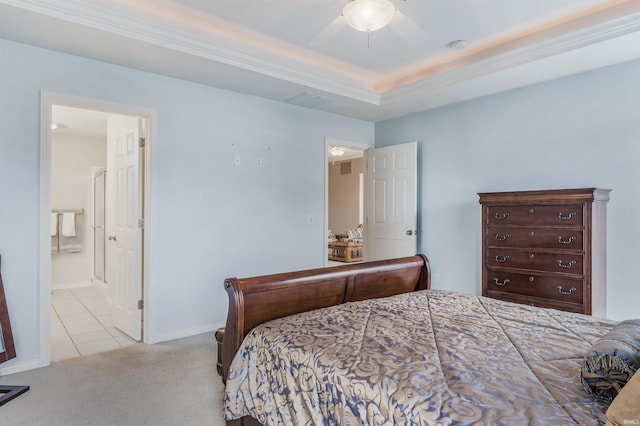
[[478, 188, 611, 204]]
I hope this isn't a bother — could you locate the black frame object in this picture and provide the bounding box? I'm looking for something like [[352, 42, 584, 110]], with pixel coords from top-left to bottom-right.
[[0, 255, 29, 406], [0, 255, 16, 362]]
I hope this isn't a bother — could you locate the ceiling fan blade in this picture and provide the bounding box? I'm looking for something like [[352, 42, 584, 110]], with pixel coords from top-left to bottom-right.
[[309, 15, 347, 47], [388, 11, 429, 45]]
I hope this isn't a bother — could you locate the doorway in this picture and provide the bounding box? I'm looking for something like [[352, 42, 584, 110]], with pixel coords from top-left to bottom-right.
[[325, 138, 367, 267], [44, 97, 150, 364]]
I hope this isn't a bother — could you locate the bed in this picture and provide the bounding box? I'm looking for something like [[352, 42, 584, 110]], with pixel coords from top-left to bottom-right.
[[221, 255, 639, 425]]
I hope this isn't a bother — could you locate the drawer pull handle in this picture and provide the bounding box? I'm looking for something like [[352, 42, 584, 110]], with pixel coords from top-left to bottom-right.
[[494, 278, 510, 286], [557, 235, 577, 245], [494, 212, 510, 220], [494, 255, 510, 263], [557, 285, 577, 295], [494, 233, 509, 241], [556, 259, 577, 269], [557, 211, 577, 220]]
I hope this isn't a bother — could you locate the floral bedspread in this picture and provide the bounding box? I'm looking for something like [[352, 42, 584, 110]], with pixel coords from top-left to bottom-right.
[[224, 289, 615, 425]]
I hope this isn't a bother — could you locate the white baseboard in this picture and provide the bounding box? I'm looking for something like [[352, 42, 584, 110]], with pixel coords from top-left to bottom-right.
[[0, 322, 227, 375], [145, 321, 225, 345], [0, 358, 48, 377], [51, 281, 92, 290], [91, 277, 107, 287]]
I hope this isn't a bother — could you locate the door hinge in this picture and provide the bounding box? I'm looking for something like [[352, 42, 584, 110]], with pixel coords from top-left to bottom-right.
[[138, 299, 144, 310], [139, 137, 146, 148], [138, 218, 144, 229]]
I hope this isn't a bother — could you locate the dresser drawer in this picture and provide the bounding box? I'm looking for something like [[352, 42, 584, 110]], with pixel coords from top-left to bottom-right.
[[487, 228, 583, 250], [487, 248, 583, 275], [486, 272, 583, 304], [486, 205, 583, 226], [485, 291, 585, 314]]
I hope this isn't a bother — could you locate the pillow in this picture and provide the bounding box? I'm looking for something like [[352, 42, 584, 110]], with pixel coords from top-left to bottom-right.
[[606, 370, 640, 426], [580, 319, 640, 403]]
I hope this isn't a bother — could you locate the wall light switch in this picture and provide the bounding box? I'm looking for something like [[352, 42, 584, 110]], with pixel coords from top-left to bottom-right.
[[234, 155, 241, 167], [306, 214, 314, 224], [256, 158, 263, 168]]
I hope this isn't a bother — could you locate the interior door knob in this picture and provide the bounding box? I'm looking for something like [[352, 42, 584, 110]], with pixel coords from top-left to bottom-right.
[[107, 235, 116, 241], [406, 230, 413, 236]]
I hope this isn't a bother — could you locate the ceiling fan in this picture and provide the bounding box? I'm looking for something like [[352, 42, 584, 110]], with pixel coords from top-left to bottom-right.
[[310, 0, 428, 47]]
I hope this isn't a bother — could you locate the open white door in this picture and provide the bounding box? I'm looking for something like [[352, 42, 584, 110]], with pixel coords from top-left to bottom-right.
[[106, 115, 143, 341], [363, 142, 417, 261]]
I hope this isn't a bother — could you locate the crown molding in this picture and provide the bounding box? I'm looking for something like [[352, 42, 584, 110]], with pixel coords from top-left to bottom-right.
[[1, 0, 382, 105], [3, 0, 640, 117], [381, 9, 640, 105]]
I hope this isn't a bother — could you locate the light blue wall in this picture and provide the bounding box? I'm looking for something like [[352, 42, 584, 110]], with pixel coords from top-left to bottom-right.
[[376, 58, 640, 321], [0, 39, 373, 370]]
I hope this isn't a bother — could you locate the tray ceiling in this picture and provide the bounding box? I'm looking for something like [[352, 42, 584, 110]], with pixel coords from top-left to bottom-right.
[[1, 0, 640, 121]]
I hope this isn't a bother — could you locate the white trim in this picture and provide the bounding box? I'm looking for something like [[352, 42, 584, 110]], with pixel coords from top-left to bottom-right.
[[323, 138, 370, 267], [39, 92, 157, 372], [0, 358, 47, 376], [38, 91, 53, 368], [145, 321, 225, 345], [381, 11, 640, 104], [90, 166, 106, 285], [51, 281, 92, 291], [6, 0, 640, 109], [3, 0, 380, 105]]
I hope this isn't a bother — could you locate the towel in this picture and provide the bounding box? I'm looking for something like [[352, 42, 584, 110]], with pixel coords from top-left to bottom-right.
[[51, 212, 58, 237], [61, 212, 76, 237], [59, 213, 83, 253]]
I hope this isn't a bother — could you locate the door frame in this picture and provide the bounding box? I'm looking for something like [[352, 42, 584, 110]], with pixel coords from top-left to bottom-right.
[[90, 166, 106, 286], [39, 91, 156, 366], [324, 137, 371, 266]]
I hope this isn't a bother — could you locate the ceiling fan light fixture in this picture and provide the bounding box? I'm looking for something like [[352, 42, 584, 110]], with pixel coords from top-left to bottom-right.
[[343, 0, 396, 32], [330, 146, 345, 156]]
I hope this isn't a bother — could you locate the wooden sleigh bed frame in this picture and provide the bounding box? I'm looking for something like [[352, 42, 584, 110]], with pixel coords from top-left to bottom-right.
[[220, 254, 634, 426], [222, 254, 430, 381], [221, 255, 431, 424]]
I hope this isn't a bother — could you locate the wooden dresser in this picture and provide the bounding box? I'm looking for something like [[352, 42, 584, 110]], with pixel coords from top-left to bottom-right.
[[478, 188, 610, 316]]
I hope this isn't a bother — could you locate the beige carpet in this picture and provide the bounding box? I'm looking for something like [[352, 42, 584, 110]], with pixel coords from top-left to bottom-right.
[[0, 332, 226, 426]]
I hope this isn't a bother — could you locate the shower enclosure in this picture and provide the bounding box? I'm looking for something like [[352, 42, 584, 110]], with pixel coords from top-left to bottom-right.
[[93, 169, 106, 283]]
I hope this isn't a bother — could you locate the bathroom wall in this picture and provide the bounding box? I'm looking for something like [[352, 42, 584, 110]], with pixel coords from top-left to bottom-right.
[[51, 133, 107, 288]]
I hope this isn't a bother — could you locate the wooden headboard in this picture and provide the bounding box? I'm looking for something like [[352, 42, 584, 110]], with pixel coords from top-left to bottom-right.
[[221, 254, 431, 380]]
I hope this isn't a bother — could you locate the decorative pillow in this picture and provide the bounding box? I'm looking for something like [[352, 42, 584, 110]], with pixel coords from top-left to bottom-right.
[[580, 319, 640, 403], [606, 369, 640, 426], [346, 225, 363, 241]]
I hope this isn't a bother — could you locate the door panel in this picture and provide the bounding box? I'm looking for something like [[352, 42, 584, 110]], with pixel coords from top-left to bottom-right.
[[364, 142, 417, 261], [107, 115, 142, 341]]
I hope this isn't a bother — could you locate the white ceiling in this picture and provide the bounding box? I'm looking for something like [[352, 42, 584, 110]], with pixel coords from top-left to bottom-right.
[[51, 105, 111, 139], [2, 0, 640, 121]]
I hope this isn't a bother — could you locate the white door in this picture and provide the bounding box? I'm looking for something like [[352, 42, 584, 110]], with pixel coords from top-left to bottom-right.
[[106, 115, 143, 341], [363, 142, 417, 261]]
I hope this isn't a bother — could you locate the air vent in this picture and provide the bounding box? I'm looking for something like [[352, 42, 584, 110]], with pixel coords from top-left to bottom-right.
[[285, 92, 333, 108], [340, 161, 352, 175]]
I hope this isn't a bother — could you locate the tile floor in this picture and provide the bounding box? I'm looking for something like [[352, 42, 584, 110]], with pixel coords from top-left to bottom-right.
[[51, 285, 139, 362]]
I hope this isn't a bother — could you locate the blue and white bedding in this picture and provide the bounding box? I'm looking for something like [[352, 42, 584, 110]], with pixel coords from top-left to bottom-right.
[[225, 289, 615, 425]]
